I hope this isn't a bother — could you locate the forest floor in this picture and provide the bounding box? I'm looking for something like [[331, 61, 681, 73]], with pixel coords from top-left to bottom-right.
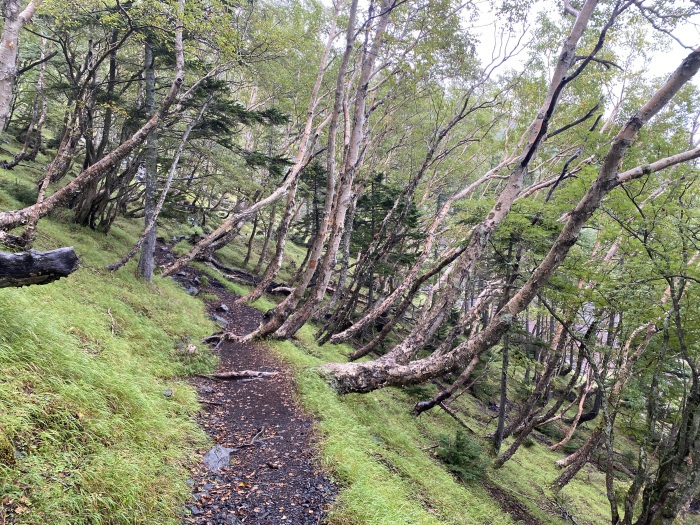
[[165, 260, 336, 525]]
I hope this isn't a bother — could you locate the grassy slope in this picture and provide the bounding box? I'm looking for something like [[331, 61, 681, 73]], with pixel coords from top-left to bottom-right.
[[0, 160, 215, 524], [0, 151, 689, 524]]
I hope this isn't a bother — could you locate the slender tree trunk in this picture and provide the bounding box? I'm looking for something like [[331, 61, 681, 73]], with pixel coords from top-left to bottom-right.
[[2, 37, 48, 170], [254, 203, 276, 274], [137, 38, 158, 282], [553, 428, 603, 489], [494, 331, 510, 454], [239, 180, 297, 305], [551, 373, 593, 451], [242, 212, 259, 268], [317, 194, 357, 320], [0, 0, 43, 132]]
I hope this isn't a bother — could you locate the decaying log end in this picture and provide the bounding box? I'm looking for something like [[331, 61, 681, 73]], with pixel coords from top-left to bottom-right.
[[0, 246, 80, 288]]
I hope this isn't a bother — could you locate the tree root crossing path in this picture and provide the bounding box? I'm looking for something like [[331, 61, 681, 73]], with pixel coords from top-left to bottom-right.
[[175, 266, 336, 525]]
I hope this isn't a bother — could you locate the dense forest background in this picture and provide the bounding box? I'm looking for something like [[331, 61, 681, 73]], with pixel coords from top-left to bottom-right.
[[2, 0, 700, 524]]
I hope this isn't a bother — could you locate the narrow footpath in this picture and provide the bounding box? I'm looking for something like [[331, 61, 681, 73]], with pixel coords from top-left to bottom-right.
[[170, 263, 336, 525]]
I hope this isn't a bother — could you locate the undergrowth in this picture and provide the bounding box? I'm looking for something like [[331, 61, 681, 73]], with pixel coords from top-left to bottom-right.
[[436, 431, 487, 483]]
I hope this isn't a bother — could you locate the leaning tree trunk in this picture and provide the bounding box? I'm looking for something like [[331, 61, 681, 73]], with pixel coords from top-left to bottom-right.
[[320, 45, 700, 394], [238, 186, 295, 306]]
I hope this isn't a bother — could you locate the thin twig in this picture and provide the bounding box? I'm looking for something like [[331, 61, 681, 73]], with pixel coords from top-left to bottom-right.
[[199, 399, 223, 406], [106, 307, 115, 335]]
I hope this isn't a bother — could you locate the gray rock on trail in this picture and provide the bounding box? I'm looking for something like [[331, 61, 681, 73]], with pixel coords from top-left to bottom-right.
[[202, 445, 235, 473], [217, 303, 230, 313], [188, 505, 203, 516], [211, 314, 229, 328]]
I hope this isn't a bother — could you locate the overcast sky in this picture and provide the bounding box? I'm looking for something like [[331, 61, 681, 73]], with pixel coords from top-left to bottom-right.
[[466, 0, 700, 79]]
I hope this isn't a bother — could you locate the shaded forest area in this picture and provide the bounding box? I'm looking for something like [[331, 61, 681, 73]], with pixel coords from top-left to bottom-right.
[[2, 0, 700, 524]]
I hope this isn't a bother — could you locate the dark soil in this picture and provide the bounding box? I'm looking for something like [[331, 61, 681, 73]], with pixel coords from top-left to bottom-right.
[[165, 258, 336, 525], [483, 483, 543, 525]]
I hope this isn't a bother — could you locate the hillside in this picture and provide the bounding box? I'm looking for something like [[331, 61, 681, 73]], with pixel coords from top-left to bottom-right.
[[1, 1, 700, 524], [0, 156, 619, 525]]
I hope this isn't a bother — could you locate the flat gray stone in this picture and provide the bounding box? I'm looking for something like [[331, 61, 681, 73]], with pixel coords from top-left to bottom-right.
[[211, 314, 229, 328], [202, 445, 235, 473]]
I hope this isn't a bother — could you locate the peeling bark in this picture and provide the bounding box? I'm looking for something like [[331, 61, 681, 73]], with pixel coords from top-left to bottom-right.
[[0, 0, 43, 131]]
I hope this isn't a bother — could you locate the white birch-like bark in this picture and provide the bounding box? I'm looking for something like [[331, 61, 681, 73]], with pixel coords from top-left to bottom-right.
[[0, 0, 43, 132], [321, 45, 700, 393]]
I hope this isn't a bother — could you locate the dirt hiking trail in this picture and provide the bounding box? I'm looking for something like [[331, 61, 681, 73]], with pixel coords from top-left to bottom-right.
[[170, 263, 336, 525]]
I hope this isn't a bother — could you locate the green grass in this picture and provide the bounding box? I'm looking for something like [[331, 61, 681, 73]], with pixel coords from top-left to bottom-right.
[[270, 338, 515, 525], [0, 162, 216, 524]]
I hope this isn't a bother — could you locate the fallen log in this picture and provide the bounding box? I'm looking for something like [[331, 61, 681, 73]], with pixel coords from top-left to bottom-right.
[[200, 370, 278, 381], [205, 257, 291, 295], [0, 247, 79, 288]]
